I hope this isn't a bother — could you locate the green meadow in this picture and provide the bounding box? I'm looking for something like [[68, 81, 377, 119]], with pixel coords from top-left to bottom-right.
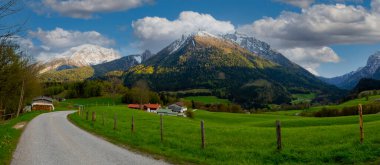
[[0, 111, 45, 165], [66, 97, 380, 165], [183, 96, 231, 105]]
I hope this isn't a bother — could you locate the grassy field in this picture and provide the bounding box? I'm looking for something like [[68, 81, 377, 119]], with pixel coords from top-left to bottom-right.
[[0, 111, 45, 165], [55, 96, 122, 110], [183, 96, 231, 105], [67, 97, 380, 165], [291, 93, 316, 104], [268, 95, 380, 116]]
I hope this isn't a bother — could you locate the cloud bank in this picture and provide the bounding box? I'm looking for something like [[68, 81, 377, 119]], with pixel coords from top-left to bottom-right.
[[32, 0, 153, 18], [236, 2, 380, 74], [25, 27, 117, 61], [132, 11, 235, 52]]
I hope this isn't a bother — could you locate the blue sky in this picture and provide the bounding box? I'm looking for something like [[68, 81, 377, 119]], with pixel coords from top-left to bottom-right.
[[7, 0, 380, 78]]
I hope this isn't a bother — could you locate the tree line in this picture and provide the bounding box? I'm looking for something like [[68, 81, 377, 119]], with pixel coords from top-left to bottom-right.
[[0, 0, 42, 118]]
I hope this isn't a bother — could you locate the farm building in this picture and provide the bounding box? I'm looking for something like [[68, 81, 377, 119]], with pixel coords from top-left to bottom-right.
[[128, 104, 141, 109], [157, 109, 178, 116], [144, 104, 161, 113], [168, 103, 187, 113], [31, 96, 54, 111]]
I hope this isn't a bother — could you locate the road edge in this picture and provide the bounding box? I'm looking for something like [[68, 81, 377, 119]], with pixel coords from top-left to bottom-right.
[[66, 111, 178, 165]]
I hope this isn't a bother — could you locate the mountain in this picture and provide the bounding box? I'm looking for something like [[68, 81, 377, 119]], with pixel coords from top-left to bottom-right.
[[352, 78, 380, 94], [223, 33, 296, 68], [92, 55, 140, 77], [223, 33, 318, 81], [123, 31, 343, 108], [39, 44, 120, 73], [322, 51, 380, 89], [39, 66, 94, 82]]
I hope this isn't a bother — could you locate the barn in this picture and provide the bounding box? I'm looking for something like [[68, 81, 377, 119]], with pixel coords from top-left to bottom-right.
[[31, 96, 55, 111]]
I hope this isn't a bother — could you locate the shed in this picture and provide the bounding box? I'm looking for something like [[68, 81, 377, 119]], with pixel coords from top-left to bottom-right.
[[31, 96, 54, 111], [168, 104, 188, 113], [157, 109, 178, 116]]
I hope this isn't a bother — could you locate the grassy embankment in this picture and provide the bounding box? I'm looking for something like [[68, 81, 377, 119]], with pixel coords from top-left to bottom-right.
[[268, 95, 380, 116], [0, 111, 45, 165], [67, 97, 380, 165], [183, 96, 231, 105]]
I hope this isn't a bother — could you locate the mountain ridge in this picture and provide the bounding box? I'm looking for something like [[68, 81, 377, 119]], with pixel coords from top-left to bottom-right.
[[321, 51, 380, 89], [124, 31, 343, 108]]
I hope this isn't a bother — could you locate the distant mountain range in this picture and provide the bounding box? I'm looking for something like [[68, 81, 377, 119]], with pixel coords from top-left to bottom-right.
[[123, 31, 342, 108], [321, 51, 380, 89], [38, 31, 344, 107], [39, 44, 121, 73]]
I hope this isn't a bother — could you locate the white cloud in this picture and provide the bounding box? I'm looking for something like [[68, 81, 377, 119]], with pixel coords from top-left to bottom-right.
[[279, 46, 340, 75], [29, 27, 114, 52], [238, 1, 380, 75], [372, 0, 380, 13], [132, 11, 235, 52], [26, 27, 116, 61], [33, 0, 153, 18], [277, 0, 315, 8]]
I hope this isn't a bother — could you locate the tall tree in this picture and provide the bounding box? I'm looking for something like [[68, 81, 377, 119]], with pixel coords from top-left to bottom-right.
[[134, 80, 149, 109]]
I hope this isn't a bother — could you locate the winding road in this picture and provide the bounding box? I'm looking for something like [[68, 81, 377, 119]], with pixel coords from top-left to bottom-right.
[[11, 111, 169, 165]]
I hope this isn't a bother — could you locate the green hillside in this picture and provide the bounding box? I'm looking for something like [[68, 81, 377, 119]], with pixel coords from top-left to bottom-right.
[[184, 96, 231, 105], [66, 97, 380, 165], [124, 34, 343, 108], [40, 66, 94, 82]]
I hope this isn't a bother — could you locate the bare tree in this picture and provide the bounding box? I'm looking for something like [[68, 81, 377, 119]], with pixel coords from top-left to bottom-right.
[[0, 0, 23, 40]]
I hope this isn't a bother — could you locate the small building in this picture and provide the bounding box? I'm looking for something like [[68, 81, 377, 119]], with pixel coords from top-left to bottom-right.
[[128, 104, 141, 109], [157, 109, 178, 116], [168, 103, 187, 113], [144, 104, 161, 113], [31, 96, 54, 111]]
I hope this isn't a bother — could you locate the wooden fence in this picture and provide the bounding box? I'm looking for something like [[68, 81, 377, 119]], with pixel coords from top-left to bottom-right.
[[78, 104, 366, 150]]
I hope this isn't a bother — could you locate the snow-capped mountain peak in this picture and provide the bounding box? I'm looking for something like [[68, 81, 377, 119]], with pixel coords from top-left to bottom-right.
[[366, 51, 380, 74], [40, 44, 120, 73]]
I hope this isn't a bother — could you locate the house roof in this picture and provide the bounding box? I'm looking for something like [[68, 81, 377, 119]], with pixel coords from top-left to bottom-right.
[[128, 104, 141, 109], [175, 102, 185, 107], [144, 104, 161, 109], [32, 96, 53, 103]]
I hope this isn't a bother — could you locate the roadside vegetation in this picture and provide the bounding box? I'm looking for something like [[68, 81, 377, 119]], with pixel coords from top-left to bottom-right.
[[67, 99, 380, 165], [0, 111, 45, 165]]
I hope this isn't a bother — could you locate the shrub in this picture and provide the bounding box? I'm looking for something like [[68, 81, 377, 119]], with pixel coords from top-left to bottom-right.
[[306, 103, 380, 117], [185, 110, 195, 119]]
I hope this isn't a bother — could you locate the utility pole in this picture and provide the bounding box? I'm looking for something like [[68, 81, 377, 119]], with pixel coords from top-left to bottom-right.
[[16, 80, 25, 117]]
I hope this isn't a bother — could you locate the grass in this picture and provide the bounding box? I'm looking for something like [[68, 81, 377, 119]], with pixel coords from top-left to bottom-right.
[[0, 111, 45, 165], [291, 93, 316, 104], [55, 96, 122, 110], [183, 96, 231, 105], [68, 98, 380, 165], [270, 95, 380, 116]]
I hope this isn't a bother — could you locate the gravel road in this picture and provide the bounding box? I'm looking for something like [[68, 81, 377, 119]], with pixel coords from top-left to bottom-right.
[[11, 111, 169, 165]]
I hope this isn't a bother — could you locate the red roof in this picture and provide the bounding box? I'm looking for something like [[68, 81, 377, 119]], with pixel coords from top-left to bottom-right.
[[144, 104, 161, 110], [128, 104, 141, 109]]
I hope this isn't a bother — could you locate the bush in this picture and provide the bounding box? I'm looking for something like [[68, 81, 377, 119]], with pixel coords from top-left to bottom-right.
[[305, 103, 380, 117], [185, 109, 195, 119]]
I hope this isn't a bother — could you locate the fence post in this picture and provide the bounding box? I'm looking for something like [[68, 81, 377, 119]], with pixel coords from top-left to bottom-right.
[[102, 112, 105, 125], [92, 112, 96, 122], [201, 120, 205, 149], [78, 106, 81, 116], [86, 111, 89, 120], [160, 114, 163, 142], [113, 113, 117, 130], [358, 104, 364, 144], [276, 120, 282, 151], [131, 115, 135, 133]]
